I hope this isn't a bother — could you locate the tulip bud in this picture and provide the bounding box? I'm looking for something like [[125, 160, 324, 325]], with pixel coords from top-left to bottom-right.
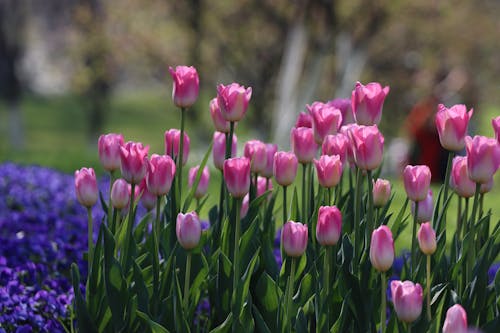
[[217, 83, 252, 122], [450, 156, 476, 198], [98, 133, 124, 172], [262, 143, 278, 178], [373, 178, 391, 207], [146, 154, 176, 196], [349, 125, 385, 170], [244, 140, 267, 174], [273, 151, 298, 187], [240, 194, 250, 218], [164, 129, 190, 166], [464, 135, 500, 184], [291, 127, 318, 164], [351, 81, 390, 126], [295, 111, 313, 128], [328, 98, 354, 126], [403, 165, 431, 202], [370, 225, 394, 272], [340, 124, 356, 165], [223, 157, 251, 198], [308, 102, 343, 144], [417, 222, 437, 255], [282, 221, 308, 257], [213, 131, 237, 170], [176, 211, 202, 250], [322, 133, 349, 164], [119, 142, 149, 185], [411, 190, 434, 223], [316, 206, 342, 246], [390, 280, 423, 323], [74, 167, 98, 207], [138, 179, 156, 211], [188, 165, 210, 199], [210, 97, 230, 133], [256, 176, 273, 197], [443, 304, 468, 333], [480, 177, 494, 194], [492, 116, 500, 144], [435, 104, 473, 151], [314, 155, 343, 188], [169, 65, 199, 108], [111, 178, 130, 210]]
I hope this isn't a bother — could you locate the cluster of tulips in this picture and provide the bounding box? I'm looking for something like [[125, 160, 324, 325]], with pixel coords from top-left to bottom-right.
[[73, 65, 500, 332]]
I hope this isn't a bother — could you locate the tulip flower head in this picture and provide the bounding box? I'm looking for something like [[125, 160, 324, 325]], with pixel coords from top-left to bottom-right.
[[146, 154, 176, 196], [348, 125, 385, 170], [417, 222, 437, 255], [273, 151, 298, 187], [450, 156, 476, 198], [169, 65, 199, 108], [176, 211, 202, 250], [435, 104, 473, 151], [295, 111, 313, 128], [217, 83, 252, 122], [164, 129, 190, 166], [316, 206, 342, 246], [98, 133, 124, 172], [370, 225, 394, 272], [256, 176, 273, 197], [390, 280, 423, 323], [328, 98, 354, 126], [464, 135, 500, 184], [244, 140, 267, 174], [291, 127, 318, 164], [74, 167, 98, 208], [351, 81, 390, 125], [403, 165, 431, 202], [411, 190, 434, 223], [261, 143, 278, 178], [119, 141, 149, 185], [314, 155, 343, 188], [111, 178, 130, 210], [373, 178, 391, 207], [138, 179, 156, 211], [213, 131, 237, 170], [443, 304, 468, 333], [223, 157, 251, 199], [209, 97, 230, 133], [282, 221, 308, 257], [322, 133, 349, 165], [308, 102, 343, 144], [188, 165, 210, 199], [480, 177, 494, 194], [492, 116, 500, 144]]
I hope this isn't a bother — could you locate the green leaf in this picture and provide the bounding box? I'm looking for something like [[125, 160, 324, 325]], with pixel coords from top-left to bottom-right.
[[233, 248, 260, 317], [137, 310, 170, 333], [294, 308, 308, 333], [71, 264, 98, 333], [183, 141, 213, 212], [331, 289, 351, 333], [133, 261, 151, 315], [254, 273, 282, 332], [252, 304, 272, 333], [209, 313, 233, 333], [290, 187, 300, 221]]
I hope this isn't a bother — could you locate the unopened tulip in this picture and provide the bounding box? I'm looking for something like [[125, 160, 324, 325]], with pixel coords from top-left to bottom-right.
[[176, 211, 202, 250], [373, 178, 391, 207], [308, 102, 343, 144], [435, 104, 473, 151], [349, 125, 385, 170], [316, 206, 342, 246], [443, 304, 468, 333], [282, 221, 308, 257], [492, 116, 500, 144], [295, 111, 313, 128], [351, 81, 390, 125], [209, 97, 230, 133], [411, 190, 434, 223], [241, 194, 250, 218], [403, 165, 431, 202], [390, 280, 423, 323], [146, 154, 176, 196], [480, 177, 494, 194], [223, 157, 251, 198], [119, 141, 149, 185], [213, 131, 237, 170], [111, 178, 130, 210], [256, 176, 273, 197], [138, 179, 156, 211], [98, 133, 124, 172], [217, 83, 252, 122], [244, 140, 267, 174], [273, 151, 298, 186], [262, 143, 278, 178], [340, 124, 357, 165], [417, 222, 437, 255], [188, 165, 210, 199], [370, 225, 394, 272], [450, 156, 476, 198], [291, 127, 318, 164], [465, 135, 500, 184], [74, 167, 98, 207], [322, 133, 349, 164], [169, 66, 199, 108], [165, 129, 190, 166], [314, 155, 343, 188], [328, 98, 354, 126]]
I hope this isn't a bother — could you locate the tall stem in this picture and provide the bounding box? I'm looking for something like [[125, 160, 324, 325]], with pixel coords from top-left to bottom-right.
[[183, 252, 192, 311], [411, 201, 419, 279], [479, 193, 484, 220], [426, 254, 432, 321], [466, 183, 481, 287], [325, 247, 331, 328], [111, 208, 118, 235], [283, 185, 288, 225], [286, 257, 297, 333], [443, 151, 454, 209], [218, 169, 225, 228], [353, 167, 362, 271], [153, 196, 161, 299], [107, 170, 115, 226], [178, 107, 186, 209], [380, 272, 386, 333], [232, 197, 242, 331], [301, 163, 307, 223], [457, 197, 463, 242], [122, 183, 136, 269], [87, 207, 93, 275], [367, 170, 374, 250]]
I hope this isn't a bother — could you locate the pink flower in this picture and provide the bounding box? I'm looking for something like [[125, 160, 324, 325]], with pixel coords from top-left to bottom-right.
[[443, 304, 468, 333], [411, 190, 434, 223], [217, 83, 252, 122], [176, 211, 202, 250], [261, 143, 278, 178], [210, 97, 230, 133], [465, 135, 500, 183], [373, 178, 391, 207], [390, 280, 423, 323], [138, 179, 156, 211], [243, 140, 267, 174], [480, 177, 494, 194], [146, 154, 176, 196], [119, 141, 149, 185], [492, 116, 500, 144], [291, 127, 318, 164], [223, 157, 251, 198], [273, 151, 298, 187], [322, 133, 349, 165], [403, 165, 431, 202], [98, 133, 124, 172], [308, 102, 343, 144], [316, 206, 342, 246], [110, 178, 130, 210], [328, 98, 354, 126], [164, 129, 190, 166], [241, 194, 250, 218], [169, 65, 199, 108], [369, 225, 394, 272], [349, 125, 385, 170], [213, 131, 237, 170], [435, 104, 473, 151], [450, 156, 476, 198], [188, 165, 210, 199], [295, 111, 313, 128], [256, 176, 273, 198], [351, 81, 390, 125], [417, 222, 437, 255], [340, 124, 357, 165], [314, 155, 343, 188], [74, 167, 98, 207], [282, 221, 308, 257]]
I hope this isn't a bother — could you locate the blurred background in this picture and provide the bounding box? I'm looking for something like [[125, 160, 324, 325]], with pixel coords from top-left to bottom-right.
[[0, 0, 499, 174]]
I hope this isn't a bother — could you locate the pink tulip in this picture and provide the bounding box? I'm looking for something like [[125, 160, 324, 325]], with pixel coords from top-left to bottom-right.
[[262, 143, 278, 178], [435, 104, 473, 151], [403, 165, 431, 202], [244, 140, 267, 174], [213, 131, 237, 170], [176, 211, 202, 250], [295, 111, 313, 128], [417, 222, 437, 255], [291, 127, 318, 164], [74, 167, 98, 207], [138, 179, 156, 211], [188, 165, 210, 199], [450, 156, 476, 198], [328, 98, 354, 126], [223, 157, 251, 198], [314, 155, 343, 188], [369, 225, 394, 272], [146, 154, 176, 196], [443, 304, 468, 333], [217, 83, 252, 122], [316, 206, 342, 246], [241, 194, 250, 218], [390, 280, 423, 323], [351, 81, 390, 125], [169, 65, 199, 108], [349, 125, 385, 170], [110, 178, 130, 210], [282, 221, 308, 257], [373, 178, 391, 207], [273, 151, 298, 187], [480, 177, 494, 194], [308, 102, 343, 144], [98, 133, 124, 172], [120, 141, 149, 185], [210, 97, 230, 133], [465, 135, 500, 184], [322, 133, 349, 165], [492, 116, 500, 144], [340, 124, 357, 165], [165, 129, 190, 166], [256, 176, 273, 197], [411, 190, 434, 223]]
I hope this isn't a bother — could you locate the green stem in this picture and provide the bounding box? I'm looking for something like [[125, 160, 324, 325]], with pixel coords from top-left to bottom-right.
[[218, 169, 225, 228], [286, 257, 297, 333], [107, 170, 115, 226], [153, 196, 161, 298], [367, 170, 374, 250], [111, 208, 118, 235], [426, 254, 432, 321], [457, 197, 463, 242], [479, 193, 484, 220], [226, 122, 235, 160], [443, 151, 454, 210], [353, 167, 362, 272], [183, 252, 192, 311], [87, 207, 93, 275], [328, 187, 332, 206], [325, 247, 331, 328], [178, 107, 186, 209], [464, 198, 469, 241], [283, 185, 288, 225], [408, 322, 411, 333], [122, 183, 136, 269], [301, 163, 307, 223], [381, 272, 386, 333], [466, 183, 481, 287], [232, 197, 242, 331], [411, 201, 419, 279]]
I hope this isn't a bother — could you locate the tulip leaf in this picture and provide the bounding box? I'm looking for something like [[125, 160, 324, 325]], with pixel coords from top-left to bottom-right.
[[209, 313, 233, 333], [252, 304, 272, 333], [132, 261, 150, 315], [137, 310, 170, 333], [71, 263, 98, 333], [253, 272, 282, 331], [294, 308, 308, 333], [183, 141, 213, 212], [290, 187, 300, 221], [331, 289, 351, 333]]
